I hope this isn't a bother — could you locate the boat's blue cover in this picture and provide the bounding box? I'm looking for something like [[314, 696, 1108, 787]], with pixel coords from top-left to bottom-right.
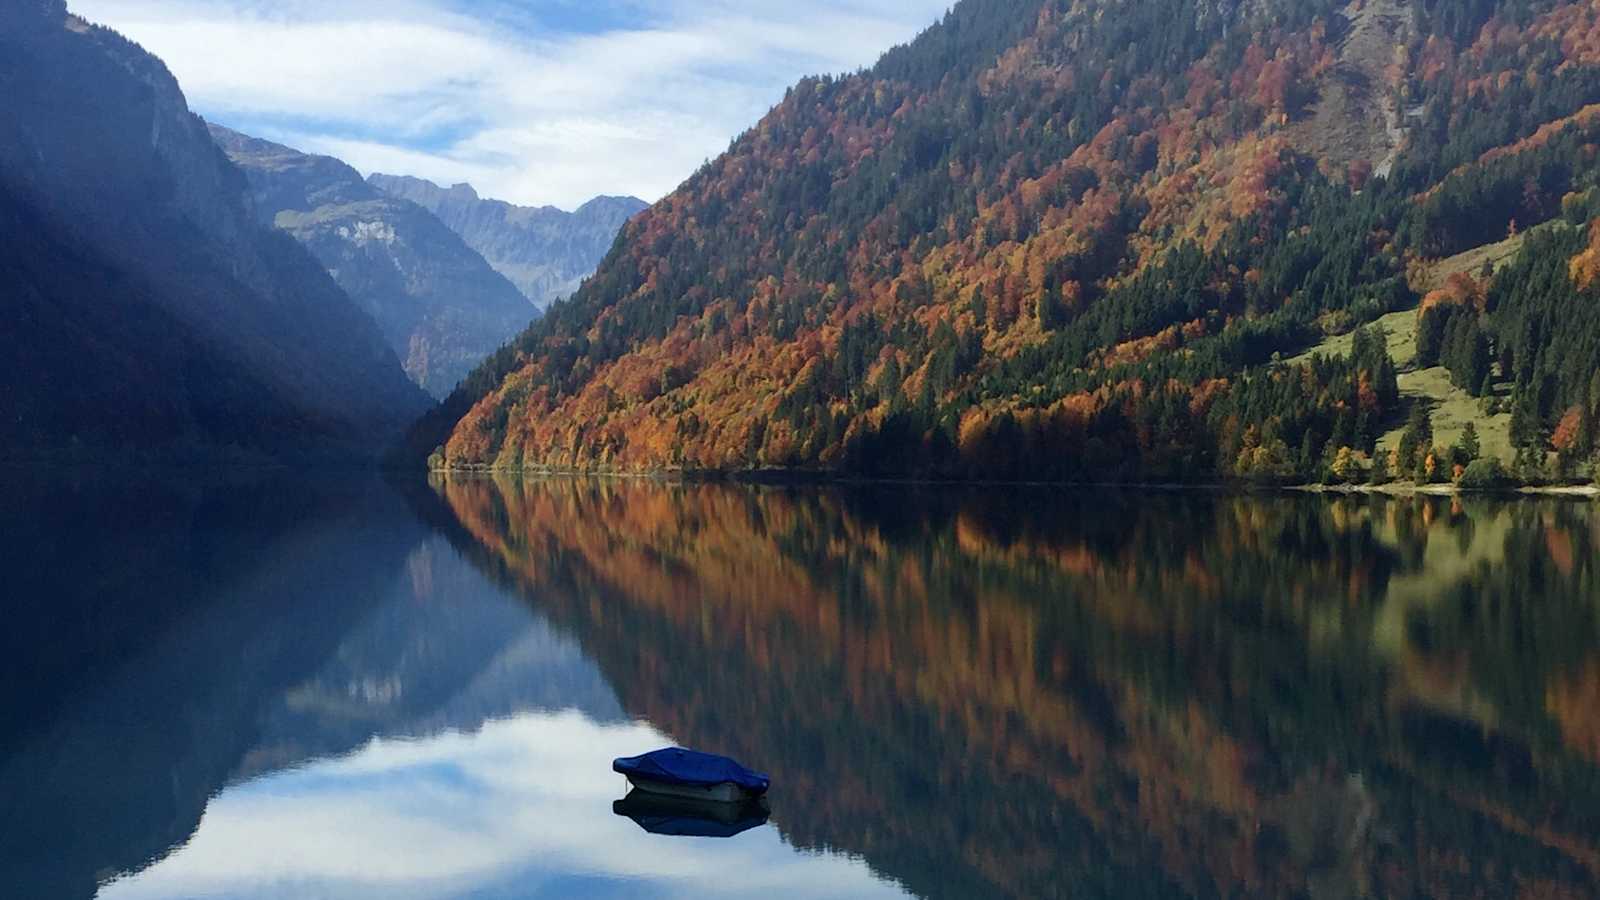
[[612, 747, 771, 794]]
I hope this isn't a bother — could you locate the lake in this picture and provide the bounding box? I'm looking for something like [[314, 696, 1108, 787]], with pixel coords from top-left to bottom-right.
[[4, 473, 1600, 899]]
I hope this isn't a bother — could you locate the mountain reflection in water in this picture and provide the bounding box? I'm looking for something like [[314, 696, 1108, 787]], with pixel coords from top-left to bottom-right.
[[433, 475, 1600, 900], [2, 472, 1599, 898]]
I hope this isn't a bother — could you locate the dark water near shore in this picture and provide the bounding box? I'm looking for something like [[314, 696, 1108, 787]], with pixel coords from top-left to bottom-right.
[[4, 473, 1600, 899]]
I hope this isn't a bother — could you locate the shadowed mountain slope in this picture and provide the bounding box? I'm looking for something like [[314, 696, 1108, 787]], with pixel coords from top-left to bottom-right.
[[0, 1, 430, 461], [215, 128, 536, 399]]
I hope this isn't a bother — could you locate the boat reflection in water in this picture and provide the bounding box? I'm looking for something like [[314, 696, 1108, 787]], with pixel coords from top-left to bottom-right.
[[432, 474, 1600, 900], [11, 470, 1600, 899], [613, 791, 772, 839], [3, 474, 906, 900]]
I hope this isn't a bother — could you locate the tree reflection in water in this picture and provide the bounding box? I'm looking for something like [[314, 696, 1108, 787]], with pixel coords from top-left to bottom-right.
[[5, 474, 1597, 899], [433, 475, 1600, 900]]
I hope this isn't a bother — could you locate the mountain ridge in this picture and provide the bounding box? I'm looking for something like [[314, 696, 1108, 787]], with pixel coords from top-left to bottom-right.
[[367, 172, 646, 309], [212, 126, 535, 399], [416, 0, 1600, 486], [0, 6, 430, 461]]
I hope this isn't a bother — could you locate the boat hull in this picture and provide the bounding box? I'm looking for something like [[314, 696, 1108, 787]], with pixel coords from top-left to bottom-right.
[[625, 777, 755, 803]]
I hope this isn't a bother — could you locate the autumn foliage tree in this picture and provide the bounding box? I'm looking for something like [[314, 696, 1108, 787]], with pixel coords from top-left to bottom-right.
[[407, 0, 1600, 485]]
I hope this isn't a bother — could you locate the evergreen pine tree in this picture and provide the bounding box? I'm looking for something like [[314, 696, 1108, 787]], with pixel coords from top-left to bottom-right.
[[1297, 432, 1318, 480], [1369, 448, 1392, 485], [1398, 404, 1433, 474], [1456, 422, 1481, 463]]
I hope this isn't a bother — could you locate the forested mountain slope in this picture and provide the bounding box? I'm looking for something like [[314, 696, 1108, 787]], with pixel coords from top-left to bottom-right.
[[418, 0, 1600, 484], [367, 174, 645, 309], [213, 128, 534, 399], [0, 0, 430, 461]]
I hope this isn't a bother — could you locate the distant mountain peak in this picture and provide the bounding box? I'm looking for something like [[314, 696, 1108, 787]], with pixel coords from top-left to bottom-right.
[[215, 129, 534, 399], [209, 125, 354, 174], [367, 172, 646, 309], [576, 194, 651, 214]]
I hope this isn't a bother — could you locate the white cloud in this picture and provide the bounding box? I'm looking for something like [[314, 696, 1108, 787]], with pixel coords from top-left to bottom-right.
[[71, 0, 952, 209]]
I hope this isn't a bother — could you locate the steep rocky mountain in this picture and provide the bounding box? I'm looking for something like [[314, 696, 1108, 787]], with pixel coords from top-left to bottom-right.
[[213, 128, 535, 399], [0, 0, 430, 461], [366, 173, 645, 308], [416, 0, 1600, 485]]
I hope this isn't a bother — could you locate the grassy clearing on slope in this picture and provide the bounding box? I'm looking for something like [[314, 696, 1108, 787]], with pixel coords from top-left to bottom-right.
[[1288, 303, 1418, 368], [1375, 367, 1515, 462], [1299, 323, 1515, 464], [1286, 226, 1553, 465], [1407, 228, 1532, 294]]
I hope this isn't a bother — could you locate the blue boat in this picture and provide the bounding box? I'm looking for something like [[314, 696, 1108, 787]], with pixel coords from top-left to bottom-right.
[[612, 747, 771, 802], [613, 791, 770, 838]]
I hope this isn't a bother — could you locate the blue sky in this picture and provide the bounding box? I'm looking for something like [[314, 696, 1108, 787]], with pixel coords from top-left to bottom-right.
[[74, 0, 953, 209]]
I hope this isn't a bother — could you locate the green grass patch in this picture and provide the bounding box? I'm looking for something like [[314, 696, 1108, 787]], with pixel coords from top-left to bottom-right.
[[1374, 366, 1515, 463], [1408, 228, 1534, 294], [1289, 304, 1418, 368], [1285, 228, 1552, 466]]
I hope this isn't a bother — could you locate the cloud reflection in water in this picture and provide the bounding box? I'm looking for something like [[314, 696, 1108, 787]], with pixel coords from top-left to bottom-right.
[[101, 710, 908, 899]]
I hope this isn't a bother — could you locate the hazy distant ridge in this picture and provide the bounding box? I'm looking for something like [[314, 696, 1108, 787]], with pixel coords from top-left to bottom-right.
[[368, 173, 645, 309], [213, 127, 535, 399]]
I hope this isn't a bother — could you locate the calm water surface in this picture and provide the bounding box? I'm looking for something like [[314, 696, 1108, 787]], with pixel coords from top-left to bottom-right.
[[4, 473, 1600, 898]]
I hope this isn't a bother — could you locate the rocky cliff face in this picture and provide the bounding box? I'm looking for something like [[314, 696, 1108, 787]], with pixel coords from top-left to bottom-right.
[[213, 128, 534, 398], [0, 9, 429, 459], [367, 173, 645, 309]]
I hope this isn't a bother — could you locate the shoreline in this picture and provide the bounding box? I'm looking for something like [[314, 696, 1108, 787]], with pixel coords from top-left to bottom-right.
[[1289, 482, 1600, 499], [428, 466, 1600, 498]]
